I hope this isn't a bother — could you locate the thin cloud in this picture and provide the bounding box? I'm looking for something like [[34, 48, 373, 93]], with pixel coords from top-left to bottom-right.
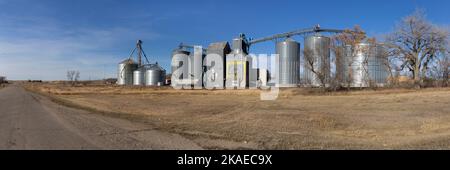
[[0, 12, 161, 80]]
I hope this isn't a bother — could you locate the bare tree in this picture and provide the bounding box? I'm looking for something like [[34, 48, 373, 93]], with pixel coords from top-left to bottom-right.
[[67, 71, 75, 82], [75, 71, 80, 83], [331, 26, 376, 88], [303, 48, 330, 88], [385, 9, 448, 86], [67, 70, 80, 86], [379, 45, 401, 86]]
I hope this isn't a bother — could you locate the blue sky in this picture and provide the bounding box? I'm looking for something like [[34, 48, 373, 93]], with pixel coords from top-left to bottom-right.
[[0, 0, 449, 80]]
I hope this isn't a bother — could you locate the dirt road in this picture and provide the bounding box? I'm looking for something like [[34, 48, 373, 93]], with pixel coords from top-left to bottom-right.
[[0, 84, 201, 150]]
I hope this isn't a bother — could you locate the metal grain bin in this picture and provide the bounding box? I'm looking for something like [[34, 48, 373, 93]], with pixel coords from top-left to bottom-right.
[[352, 43, 369, 87], [276, 38, 300, 87], [369, 44, 389, 86], [341, 43, 388, 87], [133, 69, 145, 86], [303, 35, 331, 87], [145, 64, 166, 86], [117, 59, 138, 85]]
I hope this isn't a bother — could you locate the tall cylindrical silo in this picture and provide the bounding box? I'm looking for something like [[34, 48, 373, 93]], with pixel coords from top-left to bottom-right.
[[353, 43, 369, 87], [117, 59, 138, 86], [341, 43, 368, 87], [303, 35, 331, 87], [146, 64, 166, 86], [342, 43, 388, 87], [368, 44, 389, 86], [275, 38, 300, 87], [133, 69, 145, 86]]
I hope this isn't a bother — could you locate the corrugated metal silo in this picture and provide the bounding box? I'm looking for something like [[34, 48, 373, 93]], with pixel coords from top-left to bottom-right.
[[275, 38, 300, 87], [133, 69, 145, 86], [342, 43, 388, 87], [303, 35, 331, 87], [117, 59, 138, 85], [353, 43, 369, 87], [368, 44, 389, 86], [145, 64, 166, 86]]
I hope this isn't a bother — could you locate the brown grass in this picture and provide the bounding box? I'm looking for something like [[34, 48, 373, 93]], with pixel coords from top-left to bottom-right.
[[24, 83, 450, 149]]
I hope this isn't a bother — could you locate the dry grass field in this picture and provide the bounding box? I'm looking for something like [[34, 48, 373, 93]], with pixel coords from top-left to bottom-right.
[[24, 83, 450, 149]]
